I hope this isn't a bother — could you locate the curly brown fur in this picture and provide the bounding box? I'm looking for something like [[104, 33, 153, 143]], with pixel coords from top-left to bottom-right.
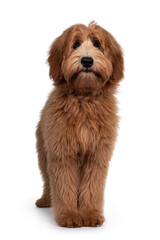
[[35, 21, 124, 228]]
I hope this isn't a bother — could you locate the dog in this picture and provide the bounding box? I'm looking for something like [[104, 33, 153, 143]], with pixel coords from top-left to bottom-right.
[[35, 21, 124, 228]]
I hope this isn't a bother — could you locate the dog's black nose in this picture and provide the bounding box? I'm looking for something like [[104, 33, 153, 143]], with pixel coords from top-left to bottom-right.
[[81, 57, 94, 68]]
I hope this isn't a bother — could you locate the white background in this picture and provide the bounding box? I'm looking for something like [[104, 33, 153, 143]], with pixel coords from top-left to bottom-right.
[[0, 0, 160, 239]]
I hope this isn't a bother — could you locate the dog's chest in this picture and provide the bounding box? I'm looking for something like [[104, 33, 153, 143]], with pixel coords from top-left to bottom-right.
[[64, 97, 106, 148], [77, 121, 90, 147]]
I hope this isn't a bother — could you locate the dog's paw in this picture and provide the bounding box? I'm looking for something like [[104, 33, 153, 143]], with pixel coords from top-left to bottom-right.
[[35, 197, 51, 208], [57, 211, 82, 228], [80, 209, 105, 227]]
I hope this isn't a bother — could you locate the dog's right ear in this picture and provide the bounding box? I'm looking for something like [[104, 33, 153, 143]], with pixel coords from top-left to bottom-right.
[[48, 26, 73, 83]]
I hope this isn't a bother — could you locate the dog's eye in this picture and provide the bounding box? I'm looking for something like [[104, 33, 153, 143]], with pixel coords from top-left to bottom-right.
[[93, 41, 100, 48], [73, 41, 81, 49]]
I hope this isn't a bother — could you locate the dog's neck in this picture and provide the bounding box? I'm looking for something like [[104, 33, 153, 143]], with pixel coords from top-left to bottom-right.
[[54, 82, 118, 99]]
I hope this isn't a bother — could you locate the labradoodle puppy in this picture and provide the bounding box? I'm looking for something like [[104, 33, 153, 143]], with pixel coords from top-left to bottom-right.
[[35, 22, 124, 228]]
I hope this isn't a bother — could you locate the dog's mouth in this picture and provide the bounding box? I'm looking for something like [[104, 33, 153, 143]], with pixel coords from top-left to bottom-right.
[[71, 69, 102, 82], [82, 69, 103, 79], [83, 69, 92, 73]]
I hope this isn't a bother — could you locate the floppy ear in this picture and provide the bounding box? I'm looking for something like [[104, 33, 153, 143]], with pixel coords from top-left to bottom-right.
[[108, 35, 124, 83], [102, 28, 124, 83], [48, 26, 74, 83]]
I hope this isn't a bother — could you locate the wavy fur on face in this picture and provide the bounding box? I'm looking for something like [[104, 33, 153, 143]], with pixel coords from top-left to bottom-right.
[[62, 37, 112, 92], [35, 22, 124, 228]]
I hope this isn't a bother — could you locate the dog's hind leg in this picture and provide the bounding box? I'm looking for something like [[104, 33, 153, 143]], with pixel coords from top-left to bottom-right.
[[35, 123, 51, 208]]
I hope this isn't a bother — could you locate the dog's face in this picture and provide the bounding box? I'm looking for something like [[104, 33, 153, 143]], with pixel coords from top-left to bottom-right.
[[48, 22, 124, 92]]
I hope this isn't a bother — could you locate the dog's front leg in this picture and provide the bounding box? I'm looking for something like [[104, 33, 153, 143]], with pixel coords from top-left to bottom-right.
[[48, 153, 82, 228], [78, 146, 111, 227]]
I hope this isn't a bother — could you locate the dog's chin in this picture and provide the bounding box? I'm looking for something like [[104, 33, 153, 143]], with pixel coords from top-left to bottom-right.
[[70, 71, 103, 92]]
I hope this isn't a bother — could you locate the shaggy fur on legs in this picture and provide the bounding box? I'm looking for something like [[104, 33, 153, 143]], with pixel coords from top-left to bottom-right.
[[35, 21, 124, 228]]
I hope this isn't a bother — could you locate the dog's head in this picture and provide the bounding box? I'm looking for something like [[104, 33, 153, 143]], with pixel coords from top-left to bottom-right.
[[48, 22, 124, 92]]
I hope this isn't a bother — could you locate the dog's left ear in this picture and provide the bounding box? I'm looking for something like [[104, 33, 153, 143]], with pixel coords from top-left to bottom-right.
[[48, 26, 74, 83], [102, 29, 124, 83], [109, 38, 124, 83]]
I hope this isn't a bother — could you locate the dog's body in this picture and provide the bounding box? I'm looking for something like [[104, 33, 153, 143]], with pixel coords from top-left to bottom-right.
[[35, 22, 124, 227]]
